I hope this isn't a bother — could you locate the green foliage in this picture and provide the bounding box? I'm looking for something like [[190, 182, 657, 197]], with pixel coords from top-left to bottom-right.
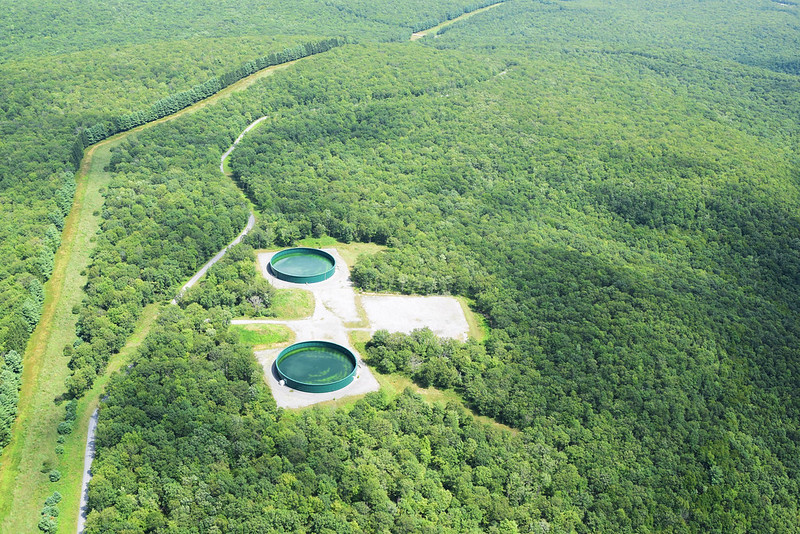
[[3, 350, 22, 375], [37, 493, 61, 533], [178, 243, 275, 317], [73, 38, 348, 166], [41, 506, 58, 518], [63, 400, 77, 422], [3, 0, 800, 529], [0, 33, 316, 451], [434, 0, 800, 75], [224, 38, 800, 530], [86, 306, 579, 532], [0, 351, 23, 448], [0, 0, 509, 455], [367, 329, 492, 389], [37, 516, 57, 533], [53, 399, 77, 450], [0, 0, 491, 61], [47, 470, 61, 482]]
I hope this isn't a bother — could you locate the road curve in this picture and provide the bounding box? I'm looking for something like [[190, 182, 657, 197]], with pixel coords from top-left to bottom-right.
[[220, 116, 268, 173], [171, 116, 267, 304], [171, 212, 256, 304]]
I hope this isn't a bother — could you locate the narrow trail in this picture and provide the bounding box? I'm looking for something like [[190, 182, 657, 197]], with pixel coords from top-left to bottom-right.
[[76, 409, 98, 534], [171, 115, 266, 304]]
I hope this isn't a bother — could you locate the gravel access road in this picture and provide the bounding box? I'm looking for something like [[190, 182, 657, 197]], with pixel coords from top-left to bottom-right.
[[171, 116, 266, 304], [77, 409, 98, 533], [81, 118, 265, 530]]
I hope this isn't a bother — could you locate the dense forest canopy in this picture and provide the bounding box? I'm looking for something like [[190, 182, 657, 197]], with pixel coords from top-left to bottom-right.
[[0, 0, 496, 60], [433, 0, 800, 75], [0, 0, 493, 455], [87, 305, 574, 533], [223, 41, 800, 530], [1, 0, 799, 532]]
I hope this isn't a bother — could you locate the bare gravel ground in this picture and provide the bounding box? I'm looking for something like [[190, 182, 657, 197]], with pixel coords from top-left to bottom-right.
[[76, 409, 98, 534], [241, 249, 470, 407], [360, 294, 470, 341]]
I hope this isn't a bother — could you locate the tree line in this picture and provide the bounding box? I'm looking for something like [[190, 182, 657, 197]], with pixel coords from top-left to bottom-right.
[[70, 38, 348, 168]]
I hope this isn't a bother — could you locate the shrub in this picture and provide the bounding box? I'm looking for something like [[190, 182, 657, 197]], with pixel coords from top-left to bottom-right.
[[42, 505, 59, 517], [37, 517, 57, 532], [64, 400, 78, 422]]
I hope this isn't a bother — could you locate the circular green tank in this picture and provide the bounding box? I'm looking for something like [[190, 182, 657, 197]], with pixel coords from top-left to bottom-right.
[[275, 341, 357, 393], [269, 247, 335, 283]]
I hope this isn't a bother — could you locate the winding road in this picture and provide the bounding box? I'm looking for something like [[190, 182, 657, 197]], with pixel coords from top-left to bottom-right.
[[171, 116, 267, 304], [79, 117, 265, 532]]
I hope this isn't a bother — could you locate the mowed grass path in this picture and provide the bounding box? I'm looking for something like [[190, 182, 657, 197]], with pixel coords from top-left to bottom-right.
[[0, 58, 298, 534], [410, 1, 505, 40], [0, 141, 112, 532]]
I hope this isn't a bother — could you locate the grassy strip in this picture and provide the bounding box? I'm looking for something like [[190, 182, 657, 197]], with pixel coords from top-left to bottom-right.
[[0, 56, 305, 533], [0, 141, 112, 531], [410, 1, 505, 40], [270, 289, 316, 320], [456, 296, 489, 342]]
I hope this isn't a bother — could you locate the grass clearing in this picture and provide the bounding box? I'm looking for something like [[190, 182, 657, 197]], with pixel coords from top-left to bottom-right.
[[456, 296, 489, 341], [231, 323, 294, 349], [270, 288, 315, 319], [348, 330, 372, 353]]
